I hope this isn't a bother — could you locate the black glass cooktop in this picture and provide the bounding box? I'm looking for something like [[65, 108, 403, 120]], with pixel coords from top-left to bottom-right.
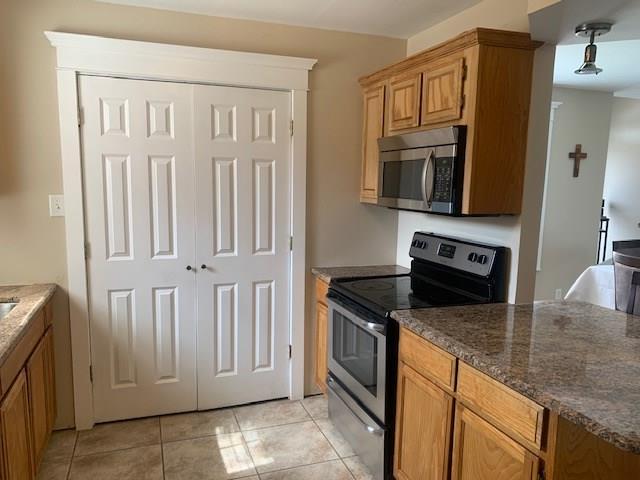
[[331, 274, 481, 317]]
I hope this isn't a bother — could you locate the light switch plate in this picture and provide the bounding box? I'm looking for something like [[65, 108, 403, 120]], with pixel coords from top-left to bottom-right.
[[49, 194, 65, 217]]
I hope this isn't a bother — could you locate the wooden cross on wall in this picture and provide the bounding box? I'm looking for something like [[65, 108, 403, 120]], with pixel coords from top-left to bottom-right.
[[568, 144, 588, 177]]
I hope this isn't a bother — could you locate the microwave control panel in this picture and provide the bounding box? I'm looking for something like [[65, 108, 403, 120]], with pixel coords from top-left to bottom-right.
[[433, 157, 453, 203]]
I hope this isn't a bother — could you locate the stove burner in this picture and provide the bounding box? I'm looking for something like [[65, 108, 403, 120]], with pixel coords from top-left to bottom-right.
[[352, 280, 394, 291]]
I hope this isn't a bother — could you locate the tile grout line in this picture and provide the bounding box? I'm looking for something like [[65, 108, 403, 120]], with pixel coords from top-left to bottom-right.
[[158, 417, 166, 480], [303, 396, 357, 480], [258, 458, 356, 478], [63, 429, 80, 480], [233, 407, 260, 478], [303, 398, 357, 478], [310, 415, 338, 452]]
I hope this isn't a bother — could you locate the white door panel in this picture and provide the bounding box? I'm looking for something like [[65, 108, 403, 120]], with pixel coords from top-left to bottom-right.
[[80, 76, 197, 422], [194, 85, 291, 409]]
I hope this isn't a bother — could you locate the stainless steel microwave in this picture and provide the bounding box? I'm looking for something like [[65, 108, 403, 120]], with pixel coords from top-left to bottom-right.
[[377, 126, 466, 215]]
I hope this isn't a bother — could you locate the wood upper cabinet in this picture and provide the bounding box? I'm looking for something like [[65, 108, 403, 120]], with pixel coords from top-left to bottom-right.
[[387, 72, 421, 132], [359, 28, 541, 213], [314, 278, 329, 393], [394, 361, 454, 480], [421, 57, 465, 126], [452, 404, 540, 480], [360, 84, 385, 203], [0, 370, 34, 480]]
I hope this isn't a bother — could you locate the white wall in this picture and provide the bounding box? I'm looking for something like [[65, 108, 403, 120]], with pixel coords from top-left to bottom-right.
[[603, 97, 640, 253], [535, 87, 613, 300], [399, 0, 555, 303]]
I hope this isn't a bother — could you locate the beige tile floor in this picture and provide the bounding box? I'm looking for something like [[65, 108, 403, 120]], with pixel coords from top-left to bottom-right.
[[37, 395, 375, 480]]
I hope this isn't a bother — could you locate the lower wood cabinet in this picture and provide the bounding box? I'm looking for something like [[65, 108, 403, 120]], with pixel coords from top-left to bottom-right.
[[314, 278, 329, 393], [394, 361, 453, 480], [0, 301, 56, 480], [314, 302, 328, 394], [27, 330, 55, 466], [451, 404, 540, 480], [0, 370, 34, 480], [44, 329, 56, 431]]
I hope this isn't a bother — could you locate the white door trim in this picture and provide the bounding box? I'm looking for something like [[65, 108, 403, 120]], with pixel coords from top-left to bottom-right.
[[45, 31, 316, 429]]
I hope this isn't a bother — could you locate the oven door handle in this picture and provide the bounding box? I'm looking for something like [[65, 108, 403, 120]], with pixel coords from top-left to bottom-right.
[[421, 150, 435, 209], [355, 317, 385, 334], [328, 377, 384, 437]]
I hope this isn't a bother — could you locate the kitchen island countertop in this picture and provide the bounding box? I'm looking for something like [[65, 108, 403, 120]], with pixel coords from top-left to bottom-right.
[[392, 301, 640, 454]]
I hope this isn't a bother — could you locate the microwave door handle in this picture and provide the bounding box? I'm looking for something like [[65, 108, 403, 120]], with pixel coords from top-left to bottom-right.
[[421, 150, 435, 208]]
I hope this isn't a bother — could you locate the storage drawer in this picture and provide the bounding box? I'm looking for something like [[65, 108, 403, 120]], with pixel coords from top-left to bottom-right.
[[316, 278, 329, 306], [456, 362, 545, 448], [399, 327, 456, 393]]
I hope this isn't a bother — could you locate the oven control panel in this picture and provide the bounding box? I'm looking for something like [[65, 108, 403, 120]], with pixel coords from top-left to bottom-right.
[[409, 232, 505, 277]]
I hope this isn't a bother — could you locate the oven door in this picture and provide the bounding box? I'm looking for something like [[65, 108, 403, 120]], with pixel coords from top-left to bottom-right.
[[328, 299, 387, 422], [378, 147, 435, 212]]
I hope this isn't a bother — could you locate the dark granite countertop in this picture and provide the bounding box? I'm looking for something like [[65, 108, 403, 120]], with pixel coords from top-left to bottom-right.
[[391, 301, 640, 454], [0, 284, 57, 365], [311, 265, 410, 283]]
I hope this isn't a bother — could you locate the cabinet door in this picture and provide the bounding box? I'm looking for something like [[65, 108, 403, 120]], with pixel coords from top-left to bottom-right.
[[388, 72, 421, 132], [421, 58, 465, 126], [360, 84, 385, 203], [0, 370, 34, 480], [452, 404, 539, 480], [314, 302, 328, 393], [44, 328, 57, 430], [27, 335, 49, 466], [394, 362, 454, 480]]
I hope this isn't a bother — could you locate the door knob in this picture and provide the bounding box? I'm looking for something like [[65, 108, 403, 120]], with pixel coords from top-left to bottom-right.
[[186, 265, 193, 271], [201, 264, 207, 270]]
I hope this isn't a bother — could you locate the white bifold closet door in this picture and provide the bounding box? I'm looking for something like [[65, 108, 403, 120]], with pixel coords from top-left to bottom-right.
[[194, 85, 291, 410], [80, 76, 197, 422], [80, 75, 291, 422]]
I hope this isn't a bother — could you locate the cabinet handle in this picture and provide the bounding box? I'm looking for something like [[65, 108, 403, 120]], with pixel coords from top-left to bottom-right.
[[186, 265, 193, 271], [201, 264, 207, 270]]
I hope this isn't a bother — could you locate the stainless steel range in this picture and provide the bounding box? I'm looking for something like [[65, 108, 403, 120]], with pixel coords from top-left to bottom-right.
[[326, 232, 508, 480]]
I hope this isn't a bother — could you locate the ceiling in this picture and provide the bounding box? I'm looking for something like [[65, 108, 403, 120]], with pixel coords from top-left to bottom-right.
[[530, 0, 640, 45], [554, 40, 640, 97], [95, 0, 482, 38]]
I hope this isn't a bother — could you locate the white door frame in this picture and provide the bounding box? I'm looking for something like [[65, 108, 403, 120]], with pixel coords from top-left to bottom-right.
[[45, 31, 316, 430]]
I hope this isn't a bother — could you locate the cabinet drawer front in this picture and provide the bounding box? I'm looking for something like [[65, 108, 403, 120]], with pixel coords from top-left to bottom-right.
[[421, 57, 465, 126], [399, 328, 456, 392], [388, 72, 421, 132], [316, 278, 329, 306], [457, 362, 544, 447]]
